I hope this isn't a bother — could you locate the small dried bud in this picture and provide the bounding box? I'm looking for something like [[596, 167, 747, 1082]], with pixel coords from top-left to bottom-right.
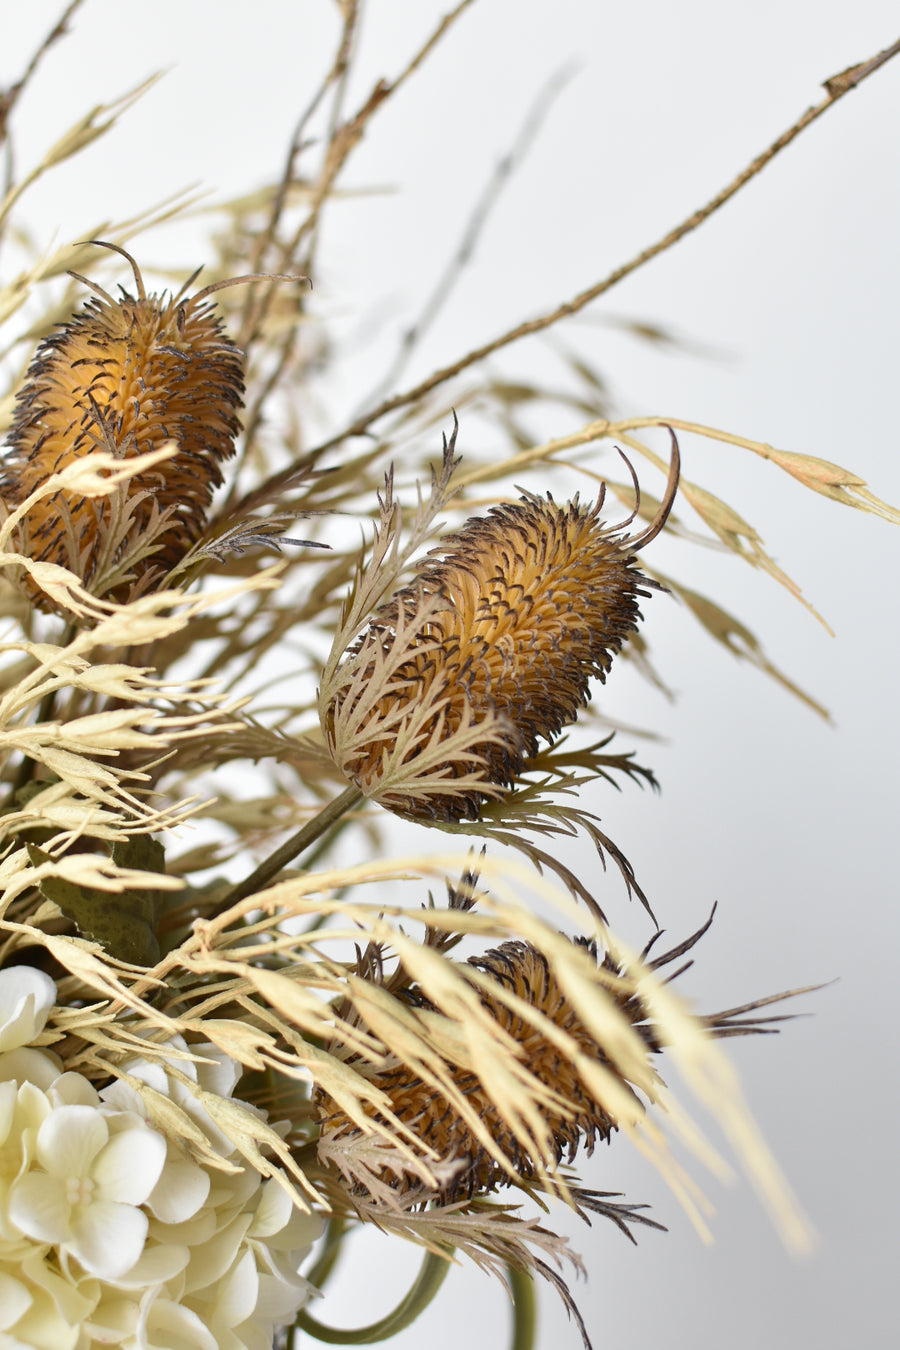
[[324, 438, 679, 821], [0, 244, 246, 607]]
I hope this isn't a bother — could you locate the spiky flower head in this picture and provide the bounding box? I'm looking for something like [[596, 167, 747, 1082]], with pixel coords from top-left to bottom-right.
[[315, 916, 793, 1206], [0, 243, 246, 608], [324, 438, 679, 822]]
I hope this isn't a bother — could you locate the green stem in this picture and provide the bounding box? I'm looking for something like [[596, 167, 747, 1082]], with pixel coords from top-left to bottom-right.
[[304, 1216, 347, 1292], [221, 784, 363, 908], [507, 1265, 537, 1350], [293, 1247, 451, 1344]]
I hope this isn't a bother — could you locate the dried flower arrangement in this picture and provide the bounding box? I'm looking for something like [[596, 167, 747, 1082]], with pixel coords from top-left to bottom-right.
[[0, 6, 897, 1350]]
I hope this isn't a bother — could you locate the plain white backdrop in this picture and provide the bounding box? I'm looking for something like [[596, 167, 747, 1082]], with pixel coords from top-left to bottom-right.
[[3, 3, 898, 1348]]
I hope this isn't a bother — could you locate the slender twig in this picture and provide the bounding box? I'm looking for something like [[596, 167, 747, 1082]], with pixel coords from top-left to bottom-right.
[[0, 0, 85, 239], [221, 783, 363, 907], [356, 63, 576, 415], [236, 0, 475, 356], [244, 1, 360, 288], [226, 0, 477, 507], [236, 35, 900, 515], [0, 0, 84, 146]]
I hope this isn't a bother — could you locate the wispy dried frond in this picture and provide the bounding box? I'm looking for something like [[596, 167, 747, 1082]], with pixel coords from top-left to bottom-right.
[[320, 423, 462, 688], [0, 75, 162, 244], [177, 852, 807, 1250], [440, 773, 651, 922], [0, 15, 894, 1348], [656, 572, 830, 721], [615, 414, 900, 524]]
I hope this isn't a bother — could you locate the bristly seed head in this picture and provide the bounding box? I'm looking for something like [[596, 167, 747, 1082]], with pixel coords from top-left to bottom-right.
[[0, 243, 247, 607], [325, 436, 679, 821], [316, 913, 798, 1205]]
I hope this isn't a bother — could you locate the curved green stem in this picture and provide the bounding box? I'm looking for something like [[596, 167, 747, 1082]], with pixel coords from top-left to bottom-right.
[[293, 1247, 452, 1344], [221, 783, 363, 908], [304, 1215, 348, 1293], [507, 1264, 537, 1350]]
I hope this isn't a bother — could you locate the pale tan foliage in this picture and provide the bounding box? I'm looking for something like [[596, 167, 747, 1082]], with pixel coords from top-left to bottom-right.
[[0, 14, 895, 1349]]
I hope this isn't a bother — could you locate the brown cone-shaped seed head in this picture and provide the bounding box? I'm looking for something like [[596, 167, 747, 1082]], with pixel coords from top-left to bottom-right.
[[0, 250, 245, 607], [316, 895, 797, 1205], [327, 441, 678, 822], [316, 938, 648, 1202]]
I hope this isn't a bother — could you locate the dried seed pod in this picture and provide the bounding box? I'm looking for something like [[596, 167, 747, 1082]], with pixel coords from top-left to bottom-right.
[[0, 244, 248, 607], [324, 436, 679, 821], [317, 938, 639, 1202], [316, 917, 799, 1204]]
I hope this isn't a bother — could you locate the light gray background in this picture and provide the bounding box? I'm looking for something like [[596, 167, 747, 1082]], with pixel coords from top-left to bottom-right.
[[4, 3, 898, 1347]]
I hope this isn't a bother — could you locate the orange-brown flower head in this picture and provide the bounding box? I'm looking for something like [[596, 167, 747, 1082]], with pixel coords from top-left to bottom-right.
[[0, 244, 247, 607], [316, 939, 624, 1202], [316, 917, 796, 1204], [325, 439, 679, 822]]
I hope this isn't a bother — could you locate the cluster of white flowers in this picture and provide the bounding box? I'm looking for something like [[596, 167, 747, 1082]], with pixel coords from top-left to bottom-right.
[[0, 966, 322, 1350]]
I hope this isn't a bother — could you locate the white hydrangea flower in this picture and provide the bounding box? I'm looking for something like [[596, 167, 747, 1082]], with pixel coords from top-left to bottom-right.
[[0, 967, 56, 1053], [0, 971, 322, 1349], [8, 1102, 167, 1279]]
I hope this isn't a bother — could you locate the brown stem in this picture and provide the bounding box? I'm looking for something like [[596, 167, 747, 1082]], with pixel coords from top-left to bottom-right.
[[238, 35, 900, 514], [220, 783, 363, 907]]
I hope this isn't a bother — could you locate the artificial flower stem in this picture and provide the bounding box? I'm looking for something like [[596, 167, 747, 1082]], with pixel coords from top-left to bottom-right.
[[303, 1215, 348, 1291], [507, 1264, 537, 1350], [223, 784, 363, 906], [292, 1247, 451, 1344]]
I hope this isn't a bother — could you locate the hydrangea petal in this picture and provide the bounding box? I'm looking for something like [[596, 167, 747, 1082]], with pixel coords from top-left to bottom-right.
[[246, 1178, 292, 1239], [182, 1211, 251, 1292], [136, 1297, 217, 1350], [254, 1268, 316, 1323], [0, 969, 56, 1053], [48, 1072, 101, 1108], [107, 1239, 189, 1290], [21, 1247, 98, 1322], [92, 1126, 166, 1206], [218, 1249, 259, 1324], [193, 1045, 241, 1100], [83, 1294, 139, 1343], [4, 1298, 79, 1350], [146, 1154, 209, 1224], [261, 1203, 324, 1253], [0, 1270, 31, 1329], [36, 1105, 107, 1177], [69, 1198, 149, 1279], [9, 1171, 72, 1243], [0, 1049, 61, 1091], [0, 1082, 16, 1143]]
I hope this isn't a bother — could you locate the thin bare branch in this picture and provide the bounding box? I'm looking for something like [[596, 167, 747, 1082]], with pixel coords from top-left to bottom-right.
[[242, 35, 899, 511], [0, 0, 84, 147], [356, 62, 575, 414]]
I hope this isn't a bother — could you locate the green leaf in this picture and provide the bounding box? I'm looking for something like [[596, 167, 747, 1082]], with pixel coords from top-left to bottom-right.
[[26, 839, 165, 966]]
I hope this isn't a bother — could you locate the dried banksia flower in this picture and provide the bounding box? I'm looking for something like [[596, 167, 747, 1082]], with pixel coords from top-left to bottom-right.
[[0, 243, 248, 607], [316, 916, 797, 1204], [324, 435, 679, 821]]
